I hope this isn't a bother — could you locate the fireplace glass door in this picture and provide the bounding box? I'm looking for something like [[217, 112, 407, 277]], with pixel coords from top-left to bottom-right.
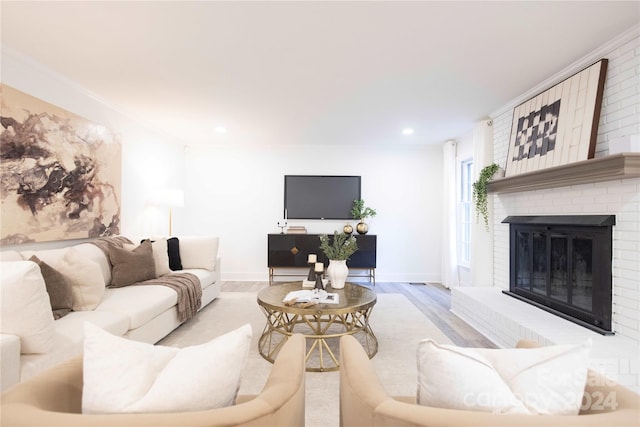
[[505, 215, 613, 334]]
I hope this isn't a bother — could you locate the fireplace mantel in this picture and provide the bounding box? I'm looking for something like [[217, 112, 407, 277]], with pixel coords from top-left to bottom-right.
[[486, 153, 640, 194]]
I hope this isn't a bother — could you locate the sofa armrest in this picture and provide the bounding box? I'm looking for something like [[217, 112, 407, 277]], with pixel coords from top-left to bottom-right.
[[0, 334, 21, 392], [178, 236, 219, 271]]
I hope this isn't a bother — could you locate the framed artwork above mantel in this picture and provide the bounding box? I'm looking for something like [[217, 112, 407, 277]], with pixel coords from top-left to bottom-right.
[[505, 59, 608, 177]]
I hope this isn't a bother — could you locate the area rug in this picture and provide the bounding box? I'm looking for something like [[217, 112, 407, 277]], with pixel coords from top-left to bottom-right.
[[158, 292, 452, 427]]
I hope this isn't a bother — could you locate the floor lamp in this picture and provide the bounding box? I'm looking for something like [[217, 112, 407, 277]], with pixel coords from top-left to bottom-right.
[[151, 188, 184, 236]]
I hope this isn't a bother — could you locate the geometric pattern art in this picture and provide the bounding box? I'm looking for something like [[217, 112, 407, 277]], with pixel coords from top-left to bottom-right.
[[505, 59, 608, 177], [0, 84, 122, 245]]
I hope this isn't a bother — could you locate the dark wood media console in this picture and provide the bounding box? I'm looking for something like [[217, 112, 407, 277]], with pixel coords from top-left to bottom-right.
[[267, 234, 377, 286]]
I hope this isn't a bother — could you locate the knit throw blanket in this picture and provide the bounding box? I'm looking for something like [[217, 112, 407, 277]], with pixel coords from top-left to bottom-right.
[[90, 236, 202, 322], [137, 273, 202, 322]]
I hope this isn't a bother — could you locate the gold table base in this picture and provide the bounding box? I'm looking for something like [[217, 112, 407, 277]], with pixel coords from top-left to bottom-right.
[[258, 305, 378, 372]]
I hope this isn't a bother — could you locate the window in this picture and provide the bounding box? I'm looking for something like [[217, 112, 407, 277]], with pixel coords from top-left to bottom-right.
[[458, 159, 473, 267]]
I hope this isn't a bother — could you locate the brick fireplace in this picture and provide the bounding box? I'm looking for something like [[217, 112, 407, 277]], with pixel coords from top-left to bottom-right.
[[451, 175, 639, 391]]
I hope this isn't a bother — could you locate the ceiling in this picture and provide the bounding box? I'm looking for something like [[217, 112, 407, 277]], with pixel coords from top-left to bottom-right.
[[1, 1, 638, 147]]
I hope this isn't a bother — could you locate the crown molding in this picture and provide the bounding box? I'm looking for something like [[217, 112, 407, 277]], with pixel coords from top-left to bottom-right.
[[490, 26, 640, 119]]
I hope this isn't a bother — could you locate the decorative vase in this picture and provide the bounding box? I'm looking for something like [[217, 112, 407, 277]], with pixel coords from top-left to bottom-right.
[[356, 221, 368, 235], [327, 259, 348, 289], [343, 224, 353, 235]]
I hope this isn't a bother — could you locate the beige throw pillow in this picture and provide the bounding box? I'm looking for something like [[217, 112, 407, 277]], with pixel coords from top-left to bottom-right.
[[58, 247, 106, 311], [150, 238, 171, 276], [108, 240, 156, 287]]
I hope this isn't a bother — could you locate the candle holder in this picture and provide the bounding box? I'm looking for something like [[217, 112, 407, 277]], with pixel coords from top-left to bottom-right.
[[307, 262, 316, 281], [314, 272, 324, 290]]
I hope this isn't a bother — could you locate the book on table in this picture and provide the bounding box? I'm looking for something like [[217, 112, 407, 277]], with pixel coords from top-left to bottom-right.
[[283, 289, 339, 304]]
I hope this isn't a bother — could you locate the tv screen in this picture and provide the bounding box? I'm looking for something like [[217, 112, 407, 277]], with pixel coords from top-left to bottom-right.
[[284, 175, 361, 220]]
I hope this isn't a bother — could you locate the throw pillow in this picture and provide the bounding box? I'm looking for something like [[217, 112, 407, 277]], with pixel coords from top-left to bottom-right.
[[179, 236, 219, 271], [416, 339, 591, 415], [82, 322, 252, 414], [0, 261, 55, 354], [58, 247, 107, 311], [108, 240, 156, 287], [140, 238, 171, 276], [28, 255, 73, 319], [167, 237, 182, 270]]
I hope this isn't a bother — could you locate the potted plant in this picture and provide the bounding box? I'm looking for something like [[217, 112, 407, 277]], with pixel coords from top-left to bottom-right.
[[319, 231, 358, 289], [472, 163, 501, 231], [351, 199, 377, 234]]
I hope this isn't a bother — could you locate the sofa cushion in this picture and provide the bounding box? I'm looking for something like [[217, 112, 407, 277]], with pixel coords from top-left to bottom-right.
[[82, 322, 252, 414], [417, 339, 591, 415], [175, 268, 217, 290], [95, 285, 179, 330], [28, 255, 73, 320], [20, 310, 129, 382], [109, 241, 156, 287], [0, 250, 23, 261], [58, 247, 106, 311], [0, 261, 55, 354], [179, 236, 218, 271]]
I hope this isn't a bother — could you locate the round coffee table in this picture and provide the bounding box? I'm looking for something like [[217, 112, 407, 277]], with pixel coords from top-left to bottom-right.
[[257, 282, 378, 372]]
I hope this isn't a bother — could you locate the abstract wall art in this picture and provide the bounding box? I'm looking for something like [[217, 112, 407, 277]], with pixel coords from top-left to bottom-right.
[[0, 84, 122, 244], [505, 59, 608, 177]]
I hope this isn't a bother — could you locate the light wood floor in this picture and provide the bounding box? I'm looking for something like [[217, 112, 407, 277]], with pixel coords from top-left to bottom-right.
[[220, 281, 496, 348]]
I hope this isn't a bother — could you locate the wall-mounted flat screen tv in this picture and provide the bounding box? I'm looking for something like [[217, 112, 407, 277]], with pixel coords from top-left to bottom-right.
[[284, 175, 361, 220]]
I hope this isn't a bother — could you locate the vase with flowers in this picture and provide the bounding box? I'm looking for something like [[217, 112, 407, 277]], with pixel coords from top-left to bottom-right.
[[319, 231, 358, 289], [351, 199, 377, 234]]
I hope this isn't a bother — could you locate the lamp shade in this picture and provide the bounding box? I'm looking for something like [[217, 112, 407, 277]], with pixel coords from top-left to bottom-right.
[[150, 188, 184, 207]]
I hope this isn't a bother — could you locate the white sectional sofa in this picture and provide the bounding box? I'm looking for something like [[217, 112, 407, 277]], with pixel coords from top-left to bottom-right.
[[0, 236, 220, 392]]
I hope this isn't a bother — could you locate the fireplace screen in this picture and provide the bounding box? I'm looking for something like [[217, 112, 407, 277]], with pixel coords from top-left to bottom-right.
[[505, 215, 614, 334]]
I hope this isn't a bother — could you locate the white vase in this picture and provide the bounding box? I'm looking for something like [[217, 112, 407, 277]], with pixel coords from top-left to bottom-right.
[[328, 259, 348, 289]]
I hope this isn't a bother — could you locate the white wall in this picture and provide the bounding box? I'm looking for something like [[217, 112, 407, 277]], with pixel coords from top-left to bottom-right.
[[489, 30, 640, 342], [1, 47, 445, 283], [182, 143, 443, 282], [1, 48, 186, 250]]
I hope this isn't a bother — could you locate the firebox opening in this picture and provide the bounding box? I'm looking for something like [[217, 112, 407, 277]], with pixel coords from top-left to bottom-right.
[[502, 215, 615, 335]]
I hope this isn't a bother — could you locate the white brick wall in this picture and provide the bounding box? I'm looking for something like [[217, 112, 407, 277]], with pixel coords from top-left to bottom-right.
[[490, 34, 640, 343]]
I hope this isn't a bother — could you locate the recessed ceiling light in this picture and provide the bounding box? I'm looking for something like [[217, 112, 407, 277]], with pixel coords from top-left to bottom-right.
[[402, 128, 414, 135], [215, 126, 227, 134]]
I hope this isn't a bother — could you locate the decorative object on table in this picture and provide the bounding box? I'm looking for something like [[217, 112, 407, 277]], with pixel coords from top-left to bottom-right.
[[326, 259, 349, 289], [314, 262, 324, 290], [286, 225, 307, 234], [306, 254, 317, 281], [319, 231, 358, 289], [343, 223, 353, 235], [0, 84, 122, 244], [277, 220, 287, 234], [472, 163, 500, 231], [351, 199, 377, 235], [505, 59, 608, 177], [149, 188, 184, 235]]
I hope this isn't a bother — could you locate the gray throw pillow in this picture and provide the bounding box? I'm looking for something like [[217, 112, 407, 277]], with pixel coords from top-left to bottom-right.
[[108, 240, 156, 287], [29, 255, 73, 319]]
